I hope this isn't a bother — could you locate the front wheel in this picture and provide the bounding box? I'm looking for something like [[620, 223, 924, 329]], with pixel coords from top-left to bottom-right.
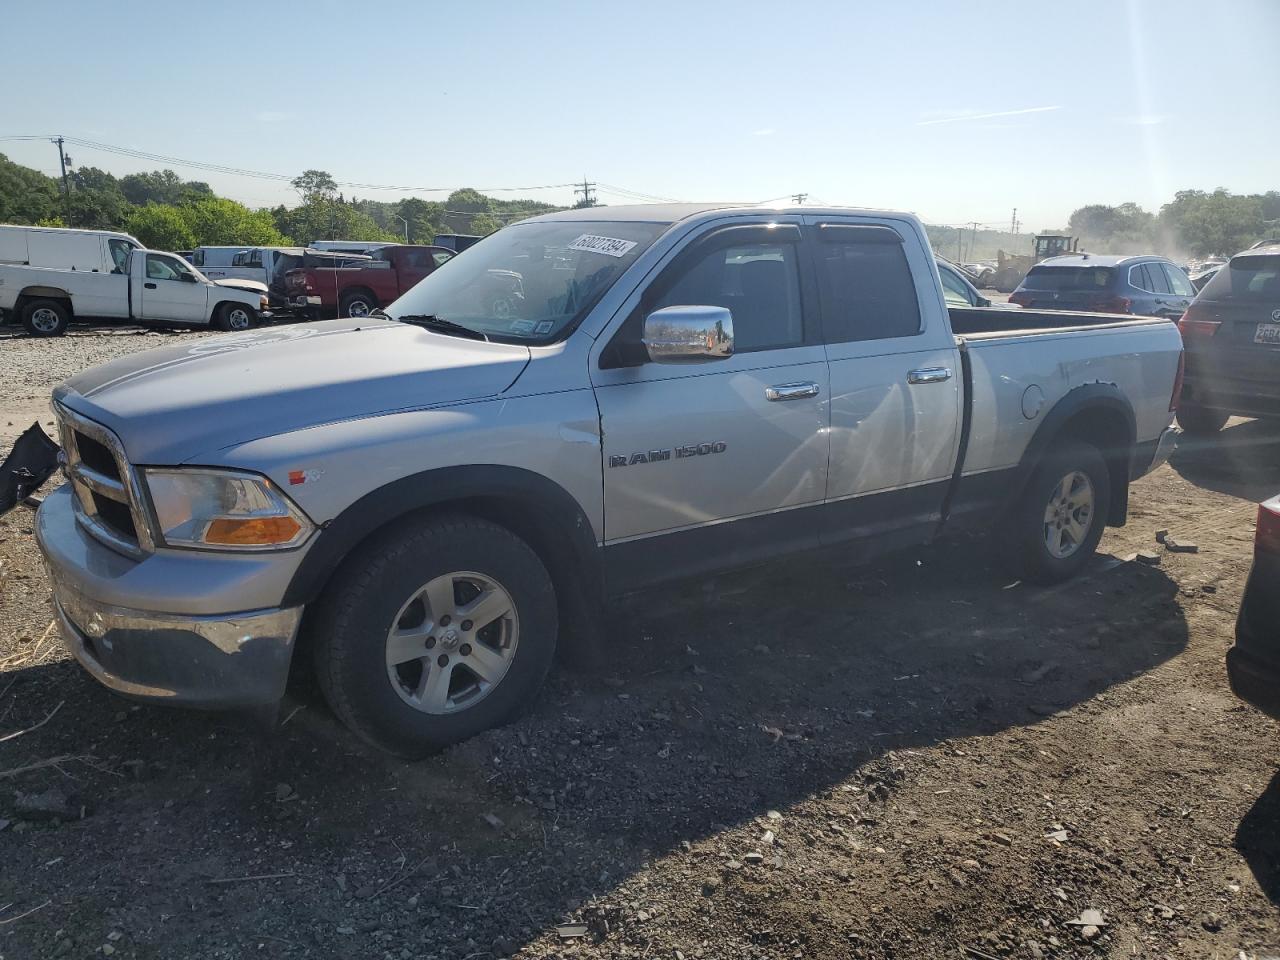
[[214, 302, 255, 332], [311, 515, 558, 757], [1176, 403, 1229, 435], [1006, 440, 1110, 585]]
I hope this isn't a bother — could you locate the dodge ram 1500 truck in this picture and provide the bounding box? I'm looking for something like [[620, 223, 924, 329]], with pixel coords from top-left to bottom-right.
[[27, 204, 1183, 756]]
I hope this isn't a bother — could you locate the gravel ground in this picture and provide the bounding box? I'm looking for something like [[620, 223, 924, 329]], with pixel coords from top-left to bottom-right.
[[0, 329, 1277, 960]]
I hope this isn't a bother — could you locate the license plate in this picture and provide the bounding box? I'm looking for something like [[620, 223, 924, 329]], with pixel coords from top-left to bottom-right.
[[1254, 323, 1280, 344]]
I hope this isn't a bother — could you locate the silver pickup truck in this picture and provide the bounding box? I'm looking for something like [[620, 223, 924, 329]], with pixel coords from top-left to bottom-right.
[[27, 204, 1183, 756]]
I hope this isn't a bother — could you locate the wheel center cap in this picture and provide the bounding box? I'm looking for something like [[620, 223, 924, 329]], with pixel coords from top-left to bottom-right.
[[440, 628, 460, 650]]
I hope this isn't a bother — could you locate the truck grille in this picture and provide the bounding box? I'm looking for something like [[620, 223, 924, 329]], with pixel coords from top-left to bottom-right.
[[54, 404, 154, 558]]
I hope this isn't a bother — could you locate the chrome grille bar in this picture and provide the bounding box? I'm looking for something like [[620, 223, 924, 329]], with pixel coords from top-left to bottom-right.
[[54, 403, 154, 558]]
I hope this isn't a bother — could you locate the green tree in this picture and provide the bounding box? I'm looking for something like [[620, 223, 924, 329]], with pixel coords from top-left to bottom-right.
[[126, 204, 197, 251], [120, 169, 212, 206], [446, 188, 491, 214], [181, 196, 288, 246], [1066, 202, 1156, 254], [292, 169, 338, 203], [470, 213, 503, 236], [0, 152, 60, 223], [64, 165, 128, 229], [393, 197, 445, 243], [1160, 189, 1266, 257], [278, 199, 395, 244]]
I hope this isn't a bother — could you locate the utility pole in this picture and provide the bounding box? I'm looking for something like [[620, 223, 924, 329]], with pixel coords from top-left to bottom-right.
[[967, 221, 981, 261], [574, 176, 597, 208], [791, 193, 808, 205], [52, 136, 71, 223], [395, 214, 409, 243]]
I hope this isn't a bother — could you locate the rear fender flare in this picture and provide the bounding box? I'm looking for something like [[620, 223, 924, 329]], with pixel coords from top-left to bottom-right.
[[1012, 383, 1137, 526]]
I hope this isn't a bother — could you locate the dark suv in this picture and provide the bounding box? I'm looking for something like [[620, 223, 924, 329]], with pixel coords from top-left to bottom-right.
[[1009, 254, 1196, 318], [1176, 247, 1280, 434]]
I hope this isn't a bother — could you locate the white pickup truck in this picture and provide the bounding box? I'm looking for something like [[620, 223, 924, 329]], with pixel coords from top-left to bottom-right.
[[0, 225, 267, 336], [20, 204, 1184, 756]]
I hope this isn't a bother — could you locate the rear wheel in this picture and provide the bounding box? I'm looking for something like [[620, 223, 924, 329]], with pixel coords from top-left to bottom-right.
[[311, 515, 558, 757], [1176, 403, 1229, 435], [340, 290, 377, 318], [22, 299, 70, 337], [214, 302, 255, 332], [1007, 440, 1110, 584]]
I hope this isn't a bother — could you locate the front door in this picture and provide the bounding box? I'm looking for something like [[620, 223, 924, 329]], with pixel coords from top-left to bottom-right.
[[806, 218, 961, 542], [593, 222, 830, 586], [139, 252, 209, 323]]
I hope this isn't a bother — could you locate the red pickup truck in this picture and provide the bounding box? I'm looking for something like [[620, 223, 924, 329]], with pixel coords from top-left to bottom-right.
[[284, 244, 455, 318]]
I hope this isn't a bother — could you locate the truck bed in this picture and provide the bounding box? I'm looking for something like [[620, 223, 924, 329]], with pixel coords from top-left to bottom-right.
[[948, 305, 1174, 338]]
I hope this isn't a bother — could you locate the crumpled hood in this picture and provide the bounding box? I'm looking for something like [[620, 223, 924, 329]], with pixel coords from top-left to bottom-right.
[[213, 278, 268, 294], [55, 318, 530, 464]]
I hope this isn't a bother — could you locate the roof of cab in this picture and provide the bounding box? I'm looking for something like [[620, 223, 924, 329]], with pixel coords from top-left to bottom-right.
[[520, 202, 920, 226]]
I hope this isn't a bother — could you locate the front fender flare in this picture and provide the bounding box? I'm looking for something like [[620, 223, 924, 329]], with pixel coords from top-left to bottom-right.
[[281, 464, 601, 609]]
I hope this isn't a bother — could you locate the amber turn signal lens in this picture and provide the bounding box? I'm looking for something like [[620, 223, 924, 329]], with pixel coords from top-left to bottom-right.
[[204, 516, 302, 546]]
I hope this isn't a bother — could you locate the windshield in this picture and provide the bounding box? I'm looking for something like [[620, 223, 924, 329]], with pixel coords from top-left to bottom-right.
[[385, 220, 665, 342], [1200, 254, 1280, 302], [1021, 265, 1115, 291]]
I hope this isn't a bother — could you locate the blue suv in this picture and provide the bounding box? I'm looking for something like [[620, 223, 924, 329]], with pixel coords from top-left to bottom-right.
[[1010, 254, 1196, 319]]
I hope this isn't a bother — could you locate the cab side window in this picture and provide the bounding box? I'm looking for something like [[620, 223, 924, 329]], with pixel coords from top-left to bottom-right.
[[146, 254, 189, 281], [815, 226, 922, 342], [649, 239, 804, 353]]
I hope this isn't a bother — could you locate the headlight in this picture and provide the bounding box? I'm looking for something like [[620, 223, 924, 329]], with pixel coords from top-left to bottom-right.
[[145, 469, 312, 550]]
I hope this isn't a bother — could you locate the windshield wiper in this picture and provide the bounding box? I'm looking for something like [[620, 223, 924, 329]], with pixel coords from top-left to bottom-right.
[[393, 313, 489, 342]]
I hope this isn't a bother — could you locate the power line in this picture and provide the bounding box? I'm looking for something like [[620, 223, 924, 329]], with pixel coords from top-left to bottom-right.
[[574, 176, 597, 207], [3, 134, 583, 196]]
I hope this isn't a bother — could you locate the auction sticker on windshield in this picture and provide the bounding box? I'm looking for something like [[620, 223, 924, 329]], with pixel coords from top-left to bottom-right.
[[568, 234, 638, 258]]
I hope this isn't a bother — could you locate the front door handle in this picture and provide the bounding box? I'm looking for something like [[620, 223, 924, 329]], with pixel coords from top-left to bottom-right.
[[765, 381, 820, 402], [143, 282, 157, 289], [907, 367, 952, 385]]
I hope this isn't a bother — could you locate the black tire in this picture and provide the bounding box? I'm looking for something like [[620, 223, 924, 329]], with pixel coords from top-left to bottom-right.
[[214, 302, 256, 332], [339, 290, 377, 318], [1176, 403, 1229, 435], [1006, 439, 1111, 585], [22, 298, 70, 337], [311, 514, 557, 757]]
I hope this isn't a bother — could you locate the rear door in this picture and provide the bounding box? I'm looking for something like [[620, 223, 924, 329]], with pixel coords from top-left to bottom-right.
[[392, 248, 434, 295], [593, 220, 830, 584], [806, 218, 961, 543], [138, 253, 210, 323], [1159, 262, 1195, 317]]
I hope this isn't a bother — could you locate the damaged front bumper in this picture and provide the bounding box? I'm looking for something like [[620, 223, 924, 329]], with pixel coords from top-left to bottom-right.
[[35, 485, 305, 709]]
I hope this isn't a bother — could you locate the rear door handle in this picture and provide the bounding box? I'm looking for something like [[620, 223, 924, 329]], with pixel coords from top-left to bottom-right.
[[765, 381, 820, 401], [907, 367, 952, 385], [143, 282, 157, 289]]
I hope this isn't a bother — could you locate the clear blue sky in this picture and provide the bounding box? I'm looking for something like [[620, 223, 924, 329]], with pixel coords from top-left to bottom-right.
[[3, 0, 1276, 231]]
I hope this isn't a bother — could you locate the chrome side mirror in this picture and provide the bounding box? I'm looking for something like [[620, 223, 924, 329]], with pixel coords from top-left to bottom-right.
[[642, 305, 734, 363]]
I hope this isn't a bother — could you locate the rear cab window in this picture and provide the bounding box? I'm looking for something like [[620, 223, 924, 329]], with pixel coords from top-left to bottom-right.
[[813, 224, 921, 342], [1200, 254, 1280, 302]]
